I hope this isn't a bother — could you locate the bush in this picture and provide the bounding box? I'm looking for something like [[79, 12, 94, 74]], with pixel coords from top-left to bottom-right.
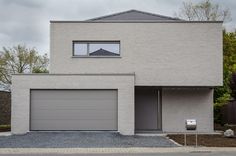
[[214, 103, 225, 125], [0, 125, 11, 132], [0, 125, 10, 129]]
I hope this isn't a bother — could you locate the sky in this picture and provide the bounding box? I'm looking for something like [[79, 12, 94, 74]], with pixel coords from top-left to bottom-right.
[[0, 0, 235, 55]]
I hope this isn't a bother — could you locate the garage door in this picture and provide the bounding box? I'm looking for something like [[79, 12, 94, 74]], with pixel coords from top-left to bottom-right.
[[30, 90, 117, 131]]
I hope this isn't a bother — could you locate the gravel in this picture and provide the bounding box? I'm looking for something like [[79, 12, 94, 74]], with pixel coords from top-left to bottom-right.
[[0, 132, 177, 148]]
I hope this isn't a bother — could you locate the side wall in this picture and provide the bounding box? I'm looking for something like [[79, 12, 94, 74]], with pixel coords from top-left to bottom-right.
[[50, 22, 222, 86], [162, 88, 213, 133], [11, 74, 135, 135]]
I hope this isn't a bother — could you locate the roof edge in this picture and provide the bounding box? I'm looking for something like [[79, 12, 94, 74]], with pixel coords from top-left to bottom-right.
[[86, 9, 181, 21], [12, 73, 135, 76], [50, 20, 223, 23]]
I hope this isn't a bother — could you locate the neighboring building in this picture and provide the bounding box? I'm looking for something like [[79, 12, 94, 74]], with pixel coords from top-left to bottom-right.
[[0, 90, 11, 125], [11, 10, 222, 135]]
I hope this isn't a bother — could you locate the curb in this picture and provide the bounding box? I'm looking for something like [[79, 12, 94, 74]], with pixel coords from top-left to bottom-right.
[[167, 137, 183, 147], [0, 132, 11, 137], [0, 147, 236, 154]]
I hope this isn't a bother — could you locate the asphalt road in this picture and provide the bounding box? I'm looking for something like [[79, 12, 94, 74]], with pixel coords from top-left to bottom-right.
[[0, 152, 236, 156]]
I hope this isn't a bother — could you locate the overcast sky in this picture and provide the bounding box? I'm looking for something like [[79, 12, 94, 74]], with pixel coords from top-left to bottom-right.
[[0, 0, 235, 55]]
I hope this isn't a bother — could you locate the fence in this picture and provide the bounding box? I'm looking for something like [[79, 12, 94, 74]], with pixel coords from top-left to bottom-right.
[[0, 91, 11, 125], [222, 101, 236, 125]]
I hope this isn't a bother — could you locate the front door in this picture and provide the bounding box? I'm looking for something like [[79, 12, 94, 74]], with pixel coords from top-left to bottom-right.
[[135, 88, 161, 131]]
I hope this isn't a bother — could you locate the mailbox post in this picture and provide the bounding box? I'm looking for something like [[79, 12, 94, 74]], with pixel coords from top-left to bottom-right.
[[185, 119, 197, 147]]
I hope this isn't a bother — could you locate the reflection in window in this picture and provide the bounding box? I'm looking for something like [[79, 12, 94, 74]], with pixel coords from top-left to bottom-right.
[[73, 42, 120, 57], [89, 43, 119, 56]]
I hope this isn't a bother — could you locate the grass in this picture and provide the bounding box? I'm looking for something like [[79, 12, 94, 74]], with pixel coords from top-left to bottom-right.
[[0, 125, 11, 132]]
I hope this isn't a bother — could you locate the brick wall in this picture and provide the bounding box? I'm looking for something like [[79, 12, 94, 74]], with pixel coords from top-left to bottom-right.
[[11, 74, 135, 135], [0, 91, 11, 125]]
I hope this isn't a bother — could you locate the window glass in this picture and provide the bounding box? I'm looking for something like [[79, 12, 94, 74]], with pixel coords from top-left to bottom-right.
[[73, 42, 120, 57], [74, 43, 87, 55], [89, 43, 120, 56]]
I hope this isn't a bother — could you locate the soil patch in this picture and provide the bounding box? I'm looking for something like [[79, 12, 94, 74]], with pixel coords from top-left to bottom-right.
[[168, 134, 236, 147]]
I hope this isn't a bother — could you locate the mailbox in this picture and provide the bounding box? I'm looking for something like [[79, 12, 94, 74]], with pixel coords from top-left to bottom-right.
[[186, 119, 197, 130]]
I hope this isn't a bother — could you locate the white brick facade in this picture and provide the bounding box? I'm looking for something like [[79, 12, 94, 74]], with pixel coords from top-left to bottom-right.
[[50, 22, 222, 86], [11, 74, 135, 135]]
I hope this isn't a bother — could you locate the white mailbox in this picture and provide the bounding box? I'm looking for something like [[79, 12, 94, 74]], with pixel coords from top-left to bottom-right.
[[186, 119, 197, 130]]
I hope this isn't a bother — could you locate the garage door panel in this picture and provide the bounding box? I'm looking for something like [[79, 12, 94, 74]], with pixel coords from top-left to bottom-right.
[[31, 90, 117, 100], [31, 119, 117, 130], [31, 100, 116, 109], [30, 90, 117, 130], [31, 109, 117, 120]]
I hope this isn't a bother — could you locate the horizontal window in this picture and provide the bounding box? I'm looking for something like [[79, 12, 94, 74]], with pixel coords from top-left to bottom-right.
[[73, 41, 120, 57]]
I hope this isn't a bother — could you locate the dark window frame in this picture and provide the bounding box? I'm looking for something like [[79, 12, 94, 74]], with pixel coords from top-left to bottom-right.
[[72, 41, 121, 58]]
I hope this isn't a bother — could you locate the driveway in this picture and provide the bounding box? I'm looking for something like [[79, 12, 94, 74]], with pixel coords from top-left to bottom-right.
[[0, 132, 176, 148]]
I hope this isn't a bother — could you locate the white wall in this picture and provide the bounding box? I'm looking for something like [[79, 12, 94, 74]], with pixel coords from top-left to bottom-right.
[[50, 22, 222, 86], [12, 74, 215, 134], [162, 88, 214, 133], [11, 74, 135, 135]]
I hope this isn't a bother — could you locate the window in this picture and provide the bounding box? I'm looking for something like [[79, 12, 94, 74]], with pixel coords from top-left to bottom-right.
[[74, 43, 87, 56], [73, 41, 120, 57]]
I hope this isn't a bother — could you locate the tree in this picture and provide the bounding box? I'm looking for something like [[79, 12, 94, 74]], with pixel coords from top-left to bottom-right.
[[0, 45, 49, 90], [176, 0, 233, 103], [230, 73, 236, 99], [176, 0, 231, 22], [214, 31, 236, 103], [213, 32, 236, 125]]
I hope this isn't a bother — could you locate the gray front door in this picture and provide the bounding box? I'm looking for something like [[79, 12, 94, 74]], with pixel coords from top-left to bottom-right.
[[30, 90, 117, 131], [135, 88, 161, 131]]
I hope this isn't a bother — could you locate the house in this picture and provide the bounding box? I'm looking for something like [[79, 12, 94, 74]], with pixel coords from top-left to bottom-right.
[[11, 10, 222, 135]]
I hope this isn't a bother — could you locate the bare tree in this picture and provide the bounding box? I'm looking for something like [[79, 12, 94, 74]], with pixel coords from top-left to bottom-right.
[[176, 0, 231, 22], [0, 45, 49, 90]]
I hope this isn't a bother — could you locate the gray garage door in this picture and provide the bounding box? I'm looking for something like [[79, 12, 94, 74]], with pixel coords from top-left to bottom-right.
[[30, 90, 117, 131]]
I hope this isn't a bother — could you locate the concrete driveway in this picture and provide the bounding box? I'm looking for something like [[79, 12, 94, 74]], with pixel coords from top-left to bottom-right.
[[0, 132, 177, 148]]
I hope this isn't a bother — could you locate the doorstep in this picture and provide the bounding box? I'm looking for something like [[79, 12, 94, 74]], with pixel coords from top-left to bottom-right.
[[135, 130, 165, 136], [135, 133, 167, 137]]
